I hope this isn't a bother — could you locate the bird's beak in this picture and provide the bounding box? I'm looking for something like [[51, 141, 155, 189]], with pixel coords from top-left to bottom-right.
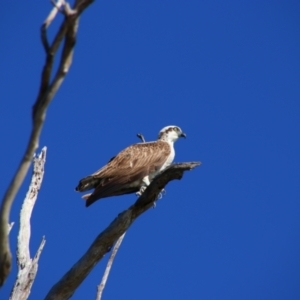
[[180, 132, 187, 138]]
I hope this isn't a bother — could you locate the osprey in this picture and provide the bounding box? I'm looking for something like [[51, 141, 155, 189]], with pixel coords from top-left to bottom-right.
[[75, 125, 186, 207]]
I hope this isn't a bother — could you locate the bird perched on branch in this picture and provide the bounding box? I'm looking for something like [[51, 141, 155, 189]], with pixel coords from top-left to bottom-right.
[[75, 125, 186, 207]]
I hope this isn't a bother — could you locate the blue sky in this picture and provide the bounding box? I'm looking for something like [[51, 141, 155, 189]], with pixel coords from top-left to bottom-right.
[[1, 1, 300, 299]]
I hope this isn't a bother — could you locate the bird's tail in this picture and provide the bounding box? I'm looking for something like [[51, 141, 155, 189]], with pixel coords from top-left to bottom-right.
[[82, 193, 91, 200]]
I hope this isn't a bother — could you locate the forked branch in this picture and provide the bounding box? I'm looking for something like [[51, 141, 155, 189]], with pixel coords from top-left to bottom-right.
[[0, 0, 95, 286], [10, 148, 47, 300]]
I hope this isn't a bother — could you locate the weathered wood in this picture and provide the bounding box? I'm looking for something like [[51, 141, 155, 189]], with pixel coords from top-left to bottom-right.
[[0, 0, 95, 286], [45, 161, 201, 300], [10, 148, 47, 300], [96, 232, 126, 300]]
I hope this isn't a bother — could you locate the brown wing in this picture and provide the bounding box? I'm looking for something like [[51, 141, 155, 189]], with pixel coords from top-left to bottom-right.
[[77, 141, 170, 207]]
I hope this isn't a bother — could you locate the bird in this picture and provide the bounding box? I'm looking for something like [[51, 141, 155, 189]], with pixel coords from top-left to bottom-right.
[[75, 125, 186, 207]]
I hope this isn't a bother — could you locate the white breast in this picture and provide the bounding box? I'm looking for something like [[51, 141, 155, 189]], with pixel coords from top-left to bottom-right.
[[149, 142, 175, 180], [162, 143, 175, 169]]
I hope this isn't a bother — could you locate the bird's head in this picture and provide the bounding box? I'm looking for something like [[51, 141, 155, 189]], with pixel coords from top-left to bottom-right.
[[158, 125, 186, 142]]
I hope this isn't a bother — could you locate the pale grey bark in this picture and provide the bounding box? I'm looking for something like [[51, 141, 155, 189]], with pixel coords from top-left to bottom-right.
[[0, 0, 95, 286], [7, 223, 14, 235], [10, 148, 47, 300], [96, 232, 126, 300]]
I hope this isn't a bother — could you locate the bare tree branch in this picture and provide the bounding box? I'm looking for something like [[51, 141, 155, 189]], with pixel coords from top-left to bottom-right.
[[96, 232, 126, 300], [16, 148, 47, 268], [10, 148, 47, 300], [45, 161, 201, 300], [0, 0, 95, 286], [41, 0, 64, 52]]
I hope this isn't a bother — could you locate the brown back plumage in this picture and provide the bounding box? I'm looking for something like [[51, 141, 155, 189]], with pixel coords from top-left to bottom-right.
[[75, 141, 171, 207]]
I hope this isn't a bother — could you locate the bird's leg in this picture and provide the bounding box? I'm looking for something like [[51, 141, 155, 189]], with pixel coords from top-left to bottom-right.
[[135, 133, 149, 196], [136, 176, 150, 196]]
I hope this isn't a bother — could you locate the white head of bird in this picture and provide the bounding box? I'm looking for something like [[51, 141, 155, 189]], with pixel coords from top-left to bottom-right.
[[158, 125, 186, 143]]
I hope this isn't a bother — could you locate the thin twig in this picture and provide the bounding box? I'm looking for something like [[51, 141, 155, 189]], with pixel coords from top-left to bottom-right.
[[7, 223, 14, 235], [10, 148, 47, 300], [45, 162, 201, 300], [96, 232, 126, 300], [32, 236, 46, 267], [137, 133, 146, 143], [50, 0, 65, 12], [41, 0, 64, 52]]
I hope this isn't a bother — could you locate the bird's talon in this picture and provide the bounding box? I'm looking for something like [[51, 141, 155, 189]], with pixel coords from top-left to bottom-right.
[[136, 186, 147, 197], [156, 188, 166, 200]]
